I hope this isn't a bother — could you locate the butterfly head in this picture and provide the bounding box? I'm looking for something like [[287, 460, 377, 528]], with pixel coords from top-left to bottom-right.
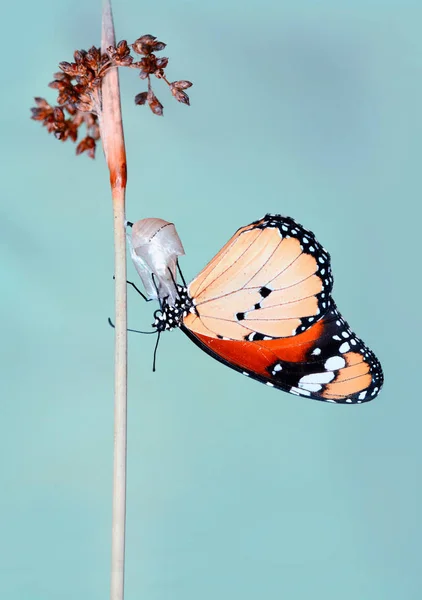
[[152, 285, 193, 333]]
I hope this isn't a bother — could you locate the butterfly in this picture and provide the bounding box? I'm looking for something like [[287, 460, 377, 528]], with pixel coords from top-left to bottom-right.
[[129, 214, 383, 404]]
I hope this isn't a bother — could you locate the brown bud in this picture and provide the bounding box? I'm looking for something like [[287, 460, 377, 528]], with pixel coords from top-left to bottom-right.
[[147, 90, 163, 116], [171, 80, 192, 89], [76, 135, 96, 158], [85, 46, 100, 69], [53, 107, 65, 122], [33, 97, 52, 109], [134, 91, 148, 106], [171, 88, 190, 105], [116, 40, 130, 56], [74, 50, 87, 64], [67, 123, 79, 142], [59, 61, 78, 76], [151, 41, 166, 52], [53, 72, 71, 82], [48, 79, 66, 90], [155, 57, 168, 69], [132, 34, 166, 55], [30, 106, 51, 121], [138, 55, 158, 79]]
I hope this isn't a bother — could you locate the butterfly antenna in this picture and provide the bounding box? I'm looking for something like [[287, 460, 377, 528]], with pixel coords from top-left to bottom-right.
[[152, 331, 161, 372], [177, 260, 187, 288], [108, 317, 157, 335]]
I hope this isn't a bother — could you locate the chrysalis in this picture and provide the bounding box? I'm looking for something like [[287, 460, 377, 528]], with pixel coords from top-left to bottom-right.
[[127, 218, 185, 305]]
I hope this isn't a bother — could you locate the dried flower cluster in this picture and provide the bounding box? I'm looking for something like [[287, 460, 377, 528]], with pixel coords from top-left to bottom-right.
[[30, 35, 192, 158]]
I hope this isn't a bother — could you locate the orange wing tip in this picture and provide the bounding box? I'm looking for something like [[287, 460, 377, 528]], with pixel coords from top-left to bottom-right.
[[182, 303, 383, 404]]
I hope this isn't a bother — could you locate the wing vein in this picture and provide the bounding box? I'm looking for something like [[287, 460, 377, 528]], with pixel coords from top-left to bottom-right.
[[194, 228, 266, 299]]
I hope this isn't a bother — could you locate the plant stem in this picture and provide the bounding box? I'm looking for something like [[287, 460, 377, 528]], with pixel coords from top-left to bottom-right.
[[100, 2, 128, 600]]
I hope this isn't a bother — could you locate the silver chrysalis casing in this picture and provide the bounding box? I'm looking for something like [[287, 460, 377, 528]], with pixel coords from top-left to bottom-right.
[[127, 218, 185, 305]]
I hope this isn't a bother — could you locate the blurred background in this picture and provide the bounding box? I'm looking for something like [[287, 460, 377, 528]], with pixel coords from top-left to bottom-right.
[[2, 0, 420, 598]]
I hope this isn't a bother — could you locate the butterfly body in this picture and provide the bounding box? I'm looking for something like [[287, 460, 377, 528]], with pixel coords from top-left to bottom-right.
[[140, 213, 383, 404]]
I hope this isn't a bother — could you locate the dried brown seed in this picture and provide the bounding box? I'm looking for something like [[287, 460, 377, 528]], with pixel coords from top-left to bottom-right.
[[132, 34, 156, 54], [53, 72, 72, 82], [171, 80, 192, 89], [85, 46, 100, 69], [134, 91, 148, 105], [67, 121, 79, 142], [76, 135, 96, 158], [132, 34, 166, 55], [59, 61, 78, 76], [74, 50, 87, 64], [48, 79, 66, 90], [136, 34, 157, 43], [53, 107, 65, 121], [116, 40, 130, 56], [171, 87, 190, 105], [30, 106, 52, 121], [33, 97, 51, 108], [155, 57, 168, 69], [147, 90, 163, 116], [151, 41, 166, 52]]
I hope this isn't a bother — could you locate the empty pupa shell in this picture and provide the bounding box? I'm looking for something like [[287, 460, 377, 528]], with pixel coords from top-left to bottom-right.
[[127, 218, 185, 305]]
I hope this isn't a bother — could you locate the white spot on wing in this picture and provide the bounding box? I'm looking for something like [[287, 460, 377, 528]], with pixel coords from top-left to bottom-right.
[[290, 386, 311, 397], [325, 356, 346, 370], [300, 372, 335, 385], [339, 342, 350, 353]]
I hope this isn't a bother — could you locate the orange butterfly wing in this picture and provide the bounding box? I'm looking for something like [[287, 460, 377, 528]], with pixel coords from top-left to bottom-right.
[[185, 215, 333, 341], [182, 304, 383, 403], [179, 214, 383, 403]]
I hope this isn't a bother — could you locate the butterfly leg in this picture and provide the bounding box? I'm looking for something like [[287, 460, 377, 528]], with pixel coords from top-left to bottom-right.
[[126, 279, 151, 302], [113, 274, 151, 302]]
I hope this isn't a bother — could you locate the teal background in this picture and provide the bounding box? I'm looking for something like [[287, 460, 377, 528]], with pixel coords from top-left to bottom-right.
[[2, 1, 420, 598]]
